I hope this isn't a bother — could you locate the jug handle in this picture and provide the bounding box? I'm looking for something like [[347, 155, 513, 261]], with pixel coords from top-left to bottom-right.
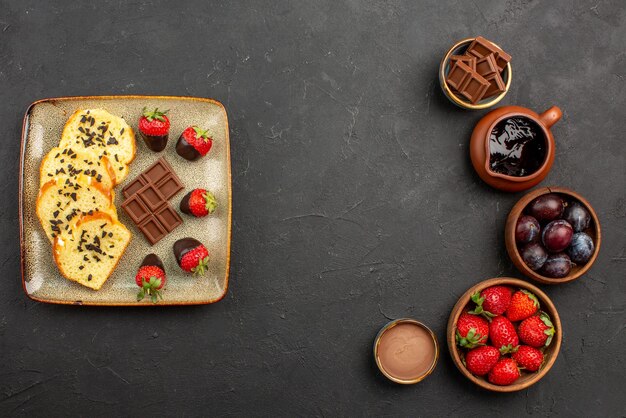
[[539, 106, 562, 129]]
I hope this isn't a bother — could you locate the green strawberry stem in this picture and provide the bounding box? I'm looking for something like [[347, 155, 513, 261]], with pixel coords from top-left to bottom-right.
[[540, 311, 555, 346], [468, 291, 495, 319], [203, 192, 218, 214], [192, 126, 211, 142], [142, 107, 169, 122], [455, 328, 487, 349], [499, 344, 519, 355], [191, 256, 210, 276], [136, 276, 163, 303]]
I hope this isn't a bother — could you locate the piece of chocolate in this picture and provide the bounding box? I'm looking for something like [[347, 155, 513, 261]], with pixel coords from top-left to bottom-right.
[[137, 183, 167, 212], [139, 215, 168, 246], [155, 205, 183, 233], [494, 49, 511, 72], [121, 195, 150, 224], [121, 157, 185, 245], [484, 72, 506, 98], [458, 72, 490, 104], [156, 174, 184, 200], [475, 54, 498, 78], [140, 253, 165, 271], [449, 54, 476, 71], [446, 61, 474, 91], [176, 135, 202, 161], [173, 238, 203, 266], [123, 176, 147, 199], [466, 36, 500, 59]]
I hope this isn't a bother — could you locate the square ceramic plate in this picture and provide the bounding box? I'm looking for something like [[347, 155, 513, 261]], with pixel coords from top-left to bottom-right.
[[19, 96, 231, 305]]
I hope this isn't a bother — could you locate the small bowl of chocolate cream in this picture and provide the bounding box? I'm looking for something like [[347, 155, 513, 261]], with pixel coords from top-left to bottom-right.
[[373, 319, 439, 384]]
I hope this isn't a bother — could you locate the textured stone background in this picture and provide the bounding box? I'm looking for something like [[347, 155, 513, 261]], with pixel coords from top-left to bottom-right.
[[1, 0, 624, 416]]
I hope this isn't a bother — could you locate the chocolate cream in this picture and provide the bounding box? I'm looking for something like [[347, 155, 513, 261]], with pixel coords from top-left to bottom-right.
[[376, 322, 436, 381]]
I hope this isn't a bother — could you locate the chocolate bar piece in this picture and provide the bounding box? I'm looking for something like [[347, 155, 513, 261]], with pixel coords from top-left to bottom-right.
[[449, 54, 476, 71], [121, 157, 184, 245], [458, 72, 490, 104], [484, 72, 506, 98], [446, 61, 474, 91], [467, 36, 511, 72], [494, 49, 511, 72], [475, 54, 498, 78]]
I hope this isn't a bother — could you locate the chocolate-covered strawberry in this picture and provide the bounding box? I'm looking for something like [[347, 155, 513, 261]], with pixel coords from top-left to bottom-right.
[[135, 254, 166, 303], [139, 108, 170, 152], [173, 238, 209, 276], [176, 126, 213, 161], [180, 188, 217, 217]]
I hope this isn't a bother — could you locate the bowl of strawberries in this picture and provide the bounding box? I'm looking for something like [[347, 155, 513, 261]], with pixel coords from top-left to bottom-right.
[[447, 277, 562, 392]]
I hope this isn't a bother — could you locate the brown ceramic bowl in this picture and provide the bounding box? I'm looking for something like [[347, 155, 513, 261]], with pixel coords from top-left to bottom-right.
[[447, 277, 562, 392], [505, 187, 601, 284]]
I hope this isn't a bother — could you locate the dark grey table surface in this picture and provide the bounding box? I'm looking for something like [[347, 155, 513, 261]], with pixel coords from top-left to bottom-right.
[[1, 0, 625, 416]]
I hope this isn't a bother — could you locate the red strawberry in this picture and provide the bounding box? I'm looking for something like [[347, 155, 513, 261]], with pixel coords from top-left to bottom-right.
[[506, 289, 540, 322], [465, 345, 500, 376], [512, 345, 544, 372], [139, 108, 170, 152], [489, 316, 519, 353], [456, 311, 489, 348], [518, 312, 555, 348], [174, 238, 209, 276], [176, 126, 213, 161], [180, 188, 217, 217], [488, 358, 520, 386], [135, 255, 166, 303], [470, 285, 513, 317]]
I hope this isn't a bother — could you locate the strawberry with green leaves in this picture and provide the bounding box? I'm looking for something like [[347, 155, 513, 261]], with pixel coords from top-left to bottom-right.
[[176, 126, 214, 161], [180, 188, 217, 218], [464, 345, 500, 376], [139, 108, 170, 152], [488, 358, 520, 386], [512, 345, 544, 372], [456, 311, 489, 348], [518, 312, 555, 348], [489, 316, 519, 354], [173, 238, 209, 276], [506, 289, 540, 322], [470, 285, 513, 317], [135, 254, 166, 303]]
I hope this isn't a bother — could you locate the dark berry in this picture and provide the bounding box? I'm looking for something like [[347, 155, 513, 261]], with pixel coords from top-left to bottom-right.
[[527, 194, 564, 222], [515, 215, 541, 244], [563, 202, 591, 232], [541, 252, 572, 278], [520, 242, 548, 271], [542, 220, 573, 253], [568, 232, 594, 265]]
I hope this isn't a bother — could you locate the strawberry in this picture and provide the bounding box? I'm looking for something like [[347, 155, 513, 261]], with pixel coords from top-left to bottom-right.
[[139, 108, 170, 152], [135, 255, 166, 303], [512, 345, 544, 372], [518, 312, 555, 348], [506, 289, 540, 322], [488, 358, 520, 386], [464, 345, 500, 376], [470, 285, 513, 317], [489, 316, 519, 353], [176, 126, 213, 161], [174, 238, 209, 276], [180, 188, 217, 217], [456, 311, 489, 348]]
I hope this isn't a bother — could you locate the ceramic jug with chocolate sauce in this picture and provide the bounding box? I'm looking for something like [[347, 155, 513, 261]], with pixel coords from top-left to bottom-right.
[[469, 105, 562, 192]]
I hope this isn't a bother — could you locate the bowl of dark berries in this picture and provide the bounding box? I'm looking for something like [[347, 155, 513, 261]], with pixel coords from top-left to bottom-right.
[[447, 277, 562, 392], [505, 187, 601, 284]]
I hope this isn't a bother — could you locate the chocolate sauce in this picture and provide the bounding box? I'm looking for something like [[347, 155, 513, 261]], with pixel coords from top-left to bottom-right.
[[140, 132, 168, 152], [141, 253, 165, 271], [489, 116, 546, 177], [176, 135, 201, 161], [173, 238, 202, 265], [179, 191, 192, 215]]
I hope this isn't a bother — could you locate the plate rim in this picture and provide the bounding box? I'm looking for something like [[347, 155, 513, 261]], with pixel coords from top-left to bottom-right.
[[19, 95, 232, 306]]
